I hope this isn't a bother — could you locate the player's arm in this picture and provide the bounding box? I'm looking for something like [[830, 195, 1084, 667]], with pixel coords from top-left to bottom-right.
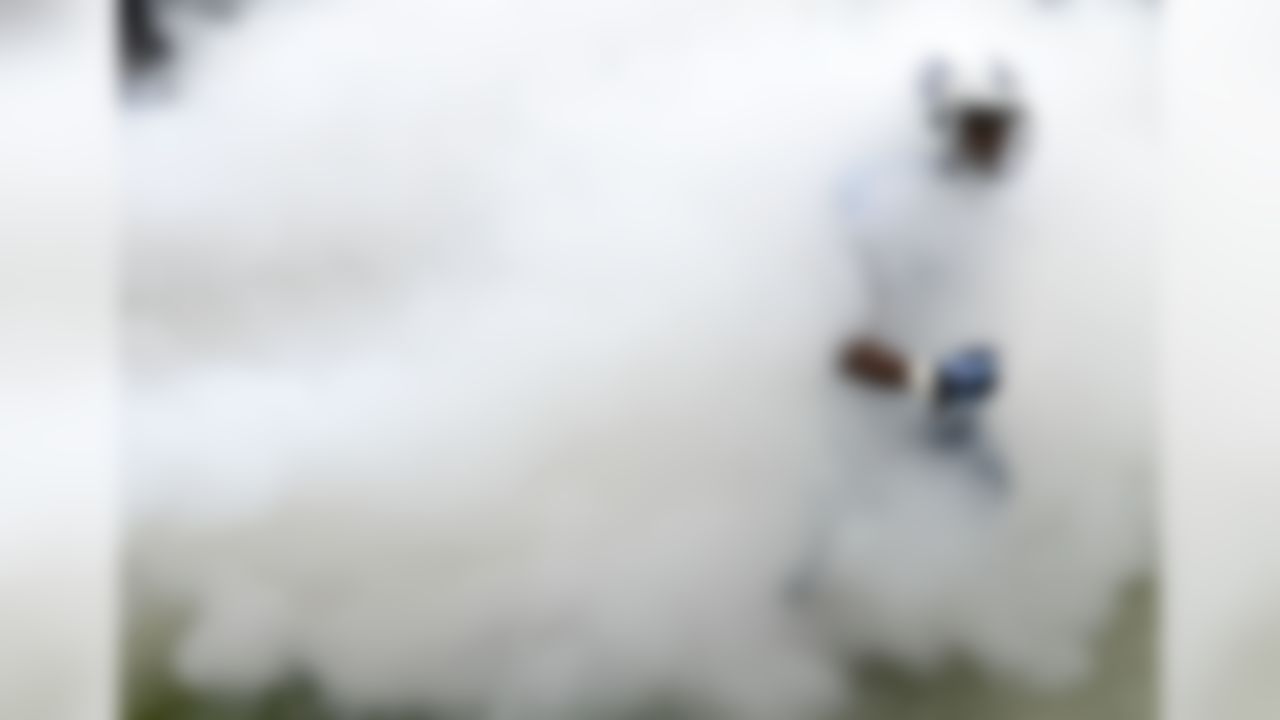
[[839, 338, 998, 407]]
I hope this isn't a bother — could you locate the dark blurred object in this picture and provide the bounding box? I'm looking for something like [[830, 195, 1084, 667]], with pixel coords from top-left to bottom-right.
[[839, 338, 909, 390], [934, 345, 999, 408], [921, 57, 1027, 177], [951, 102, 1022, 174], [121, 0, 169, 72], [120, 0, 246, 79], [840, 338, 1000, 409]]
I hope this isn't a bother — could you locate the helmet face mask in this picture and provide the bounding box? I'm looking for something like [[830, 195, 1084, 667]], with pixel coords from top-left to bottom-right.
[[919, 55, 1028, 178]]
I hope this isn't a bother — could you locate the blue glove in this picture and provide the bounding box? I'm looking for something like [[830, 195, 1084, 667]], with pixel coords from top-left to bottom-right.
[[935, 346, 999, 408]]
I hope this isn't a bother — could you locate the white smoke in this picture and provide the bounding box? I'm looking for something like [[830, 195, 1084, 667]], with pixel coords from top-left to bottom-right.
[[124, 0, 1159, 717]]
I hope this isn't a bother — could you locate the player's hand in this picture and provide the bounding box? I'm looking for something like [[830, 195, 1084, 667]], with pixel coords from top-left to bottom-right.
[[935, 346, 999, 407]]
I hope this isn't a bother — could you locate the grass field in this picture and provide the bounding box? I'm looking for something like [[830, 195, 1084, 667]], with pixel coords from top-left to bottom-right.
[[127, 581, 1153, 720]]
